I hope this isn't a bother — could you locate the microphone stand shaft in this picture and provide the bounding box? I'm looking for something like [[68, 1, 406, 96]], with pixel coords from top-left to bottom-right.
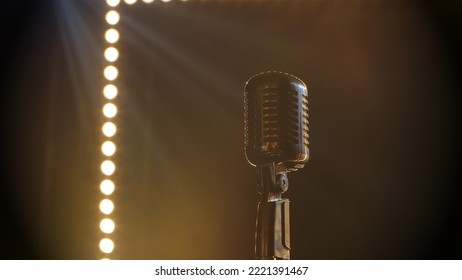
[[255, 163, 291, 260], [255, 198, 290, 260]]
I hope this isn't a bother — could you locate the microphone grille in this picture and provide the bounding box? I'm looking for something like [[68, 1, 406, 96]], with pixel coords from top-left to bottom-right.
[[244, 71, 309, 170], [302, 89, 309, 148]]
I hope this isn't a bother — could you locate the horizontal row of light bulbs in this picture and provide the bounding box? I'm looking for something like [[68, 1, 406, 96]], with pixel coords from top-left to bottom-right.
[[107, 0, 188, 7]]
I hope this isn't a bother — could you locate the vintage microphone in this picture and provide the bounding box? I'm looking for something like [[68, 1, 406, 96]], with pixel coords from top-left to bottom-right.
[[244, 71, 309, 260]]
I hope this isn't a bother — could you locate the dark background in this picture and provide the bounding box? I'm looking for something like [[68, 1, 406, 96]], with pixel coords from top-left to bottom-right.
[[1, 0, 461, 259]]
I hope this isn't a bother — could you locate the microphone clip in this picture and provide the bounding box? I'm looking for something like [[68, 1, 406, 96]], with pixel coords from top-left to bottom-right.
[[256, 162, 289, 199]]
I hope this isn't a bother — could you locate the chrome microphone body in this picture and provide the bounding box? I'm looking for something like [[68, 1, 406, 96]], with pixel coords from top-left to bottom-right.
[[244, 71, 309, 260]]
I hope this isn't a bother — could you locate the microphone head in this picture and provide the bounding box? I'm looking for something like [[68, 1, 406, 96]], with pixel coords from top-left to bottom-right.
[[244, 71, 309, 171]]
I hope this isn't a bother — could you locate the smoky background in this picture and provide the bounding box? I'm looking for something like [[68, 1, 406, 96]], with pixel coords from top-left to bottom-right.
[[1, 0, 460, 259]]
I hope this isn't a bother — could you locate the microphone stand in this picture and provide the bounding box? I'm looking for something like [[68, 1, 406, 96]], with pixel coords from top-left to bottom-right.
[[255, 162, 290, 260]]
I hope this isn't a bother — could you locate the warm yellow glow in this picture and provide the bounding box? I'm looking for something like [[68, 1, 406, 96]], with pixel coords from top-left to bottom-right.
[[104, 66, 118, 81], [100, 218, 116, 234], [99, 238, 114, 254], [124, 0, 137, 5], [104, 47, 119, 62], [143, 0, 154, 3], [106, 0, 120, 7], [161, 0, 171, 2], [100, 199, 115, 214], [105, 29, 119, 44], [102, 122, 117, 137], [105, 11, 120, 25], [103, 103, 118, 118], [102, 141, 116, 157], [100, 179, 115, 195], [101, 160, 116, 176], [103, 84, 118, 100]]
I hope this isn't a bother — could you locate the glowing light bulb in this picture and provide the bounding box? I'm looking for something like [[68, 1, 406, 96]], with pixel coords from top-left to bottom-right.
[[104, 66, 118, 81], [100, 218, 115, 234], [105, 11, 120, 25], [104, 47, 119, 62], [102, 122, 117, 137], [161, 0, 171, 2], [107, 0, 120, 7], [103, 84, 118, 100], [143, 0, 154, 3], [124, 0, 137, 4], [100, 199, 115, 214], [103, 103, 118, 118], [101, 160, 116, 176], [102, 141, 116, 157], [105, 29, 119, 43], [100, 179, 115, 195], [99, 238, 114, 253]]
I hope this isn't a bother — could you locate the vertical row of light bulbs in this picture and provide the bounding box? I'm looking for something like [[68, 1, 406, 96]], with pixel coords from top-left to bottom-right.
[[99, 0, 121, 259], [99, 0, 189, 259]]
